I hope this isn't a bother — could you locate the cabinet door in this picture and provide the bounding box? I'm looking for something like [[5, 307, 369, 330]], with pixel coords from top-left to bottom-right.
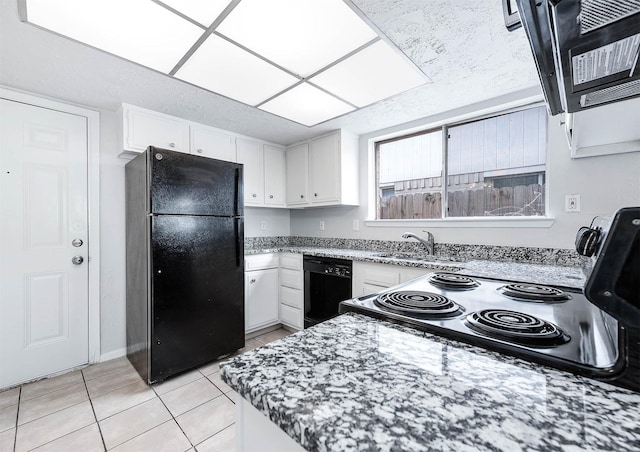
[[264, 145, 286, 206], [352, 262, 400, 297], [245, 268, 279, 332], [236, 138, 264, 205], [309, 133, 340, 203], [285, 143, 309, 205], [125, 106, 190, 153], [191, 126, 236, 161]]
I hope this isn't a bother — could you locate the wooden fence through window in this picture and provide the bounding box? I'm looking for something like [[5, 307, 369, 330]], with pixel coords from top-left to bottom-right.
[[379, 184, 545, 219]]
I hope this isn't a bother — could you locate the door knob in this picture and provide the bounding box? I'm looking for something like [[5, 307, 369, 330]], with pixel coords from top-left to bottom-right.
[[71, 256, 84, 265], [72, 238, 83, 247]]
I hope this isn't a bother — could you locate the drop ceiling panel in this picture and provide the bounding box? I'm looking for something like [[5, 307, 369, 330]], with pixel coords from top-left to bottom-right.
[[216, 0, 378, 77], [25, 0, 204, 73], [259, 83, 355, 126], [175, 34, 299, 106], [310, 40, 429, 107], [157, 0, 232, 27]]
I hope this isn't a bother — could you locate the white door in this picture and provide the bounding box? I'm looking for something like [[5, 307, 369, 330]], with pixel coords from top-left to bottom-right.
[[0, 99, 89, 388]]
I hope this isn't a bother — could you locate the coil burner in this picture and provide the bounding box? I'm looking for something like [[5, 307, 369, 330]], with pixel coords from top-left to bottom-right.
[[498, 283, 571, 303], [428, 272, 480, 290], [374, 291, 463, 318], [465, 309, 570, 346]]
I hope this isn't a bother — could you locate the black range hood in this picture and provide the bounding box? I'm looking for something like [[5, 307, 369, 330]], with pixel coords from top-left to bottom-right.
[[515, 0, 640, 115]]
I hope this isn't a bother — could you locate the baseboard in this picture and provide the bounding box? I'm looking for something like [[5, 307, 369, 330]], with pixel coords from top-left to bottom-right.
[[99, 347, 127, 363]]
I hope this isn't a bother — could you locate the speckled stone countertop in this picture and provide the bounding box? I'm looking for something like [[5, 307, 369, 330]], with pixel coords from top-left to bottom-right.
[[221, 313, 640, 452], [246, 246, 586, 289]]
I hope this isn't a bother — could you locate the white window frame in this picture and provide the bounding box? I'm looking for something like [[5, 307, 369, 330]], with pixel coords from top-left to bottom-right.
[[366, 99, 555, 228]]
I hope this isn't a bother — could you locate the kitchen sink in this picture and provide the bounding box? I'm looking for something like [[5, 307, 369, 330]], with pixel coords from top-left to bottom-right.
[[372, 252, 459, 263]]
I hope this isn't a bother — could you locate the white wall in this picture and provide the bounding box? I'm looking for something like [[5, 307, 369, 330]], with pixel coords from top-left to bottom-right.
[[97, 111, 290, 358], [290, 96, 640, 249]]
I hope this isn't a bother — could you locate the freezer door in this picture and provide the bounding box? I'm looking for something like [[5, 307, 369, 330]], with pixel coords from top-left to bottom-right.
[[148, 147, 243, 216], [150, 215, 244, 383]]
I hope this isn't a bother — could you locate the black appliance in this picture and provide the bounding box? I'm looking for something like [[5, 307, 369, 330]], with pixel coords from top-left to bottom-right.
[[515, 0, 640, 115], [340, 207, 640, 393], [304, 256, 352, 328], [126, 147, 244, 384]]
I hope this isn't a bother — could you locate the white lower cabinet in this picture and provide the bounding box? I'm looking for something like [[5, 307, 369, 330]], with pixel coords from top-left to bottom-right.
[[279, 253, 303, 330], [353, 261, 431, 296], [245, 255, 279, 333]]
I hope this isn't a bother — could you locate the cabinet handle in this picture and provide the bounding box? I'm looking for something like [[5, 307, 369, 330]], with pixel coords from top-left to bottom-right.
[[169, 142, 176, 148], [314, 193, 318, 197], [250, 279, 256, 284], [252, 193, 257, 198], [269, 195, 273, 199], [196, 148, 203, 154], [300, 195, 304, 199]]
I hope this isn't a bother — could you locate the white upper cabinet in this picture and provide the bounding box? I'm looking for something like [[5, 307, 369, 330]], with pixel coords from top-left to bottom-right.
[[285, 143, 309, 206], [119, 103, 190, 153], [236, 138, 265, 206], [264, 145, 286, 206], [190, 125, 236, 161], [309, 132, 340, 203], [286, 130, 359, 207], [238, 140, 287, 208]]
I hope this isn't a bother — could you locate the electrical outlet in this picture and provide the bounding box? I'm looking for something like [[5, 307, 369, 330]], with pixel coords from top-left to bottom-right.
[[565, 194, 581, 212], [319, 221, 325, 231], [260, 220, 267, 230], [352, 219, 360, 231]]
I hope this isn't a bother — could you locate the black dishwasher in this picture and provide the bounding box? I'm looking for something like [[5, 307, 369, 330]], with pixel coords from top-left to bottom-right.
[[303, 256, 352, 328]]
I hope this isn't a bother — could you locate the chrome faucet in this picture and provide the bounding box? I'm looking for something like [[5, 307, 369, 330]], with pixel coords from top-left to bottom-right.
[[402, 231, 435, 255]]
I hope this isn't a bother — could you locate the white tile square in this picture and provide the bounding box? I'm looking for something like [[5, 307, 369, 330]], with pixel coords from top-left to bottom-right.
[[160, 378, 222, 417], [176, 395, 235, 445], [91, 380, 155, 421], [30, 423, 103, 452], [110, 420, 191, 452], [14, 401, 95, 452], [99, 397, 172, 449]]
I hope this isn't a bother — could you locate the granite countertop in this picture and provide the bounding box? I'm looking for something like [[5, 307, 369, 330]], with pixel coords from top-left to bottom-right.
[[221, 313, 640, 452], [246, 246, 586, 289]]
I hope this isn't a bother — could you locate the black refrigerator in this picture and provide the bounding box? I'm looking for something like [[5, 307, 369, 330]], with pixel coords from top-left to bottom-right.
[[125, 147, 244, 384]]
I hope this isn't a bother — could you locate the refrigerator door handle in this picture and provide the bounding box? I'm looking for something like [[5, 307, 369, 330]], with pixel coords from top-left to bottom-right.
[[236, 217, 244, 269], [235, 167, 243, 217]]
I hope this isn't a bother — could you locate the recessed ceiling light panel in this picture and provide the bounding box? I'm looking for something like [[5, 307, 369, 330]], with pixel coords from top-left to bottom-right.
[[175, 35, 299, 106], [310, 40, 429, 108], [216, 0, 378, 77], [157, 0, 232, 27], [25, 0, 204, 73], [259, 83, 355, 126]]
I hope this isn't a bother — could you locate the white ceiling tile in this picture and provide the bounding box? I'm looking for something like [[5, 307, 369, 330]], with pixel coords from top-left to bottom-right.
[[175, 35, 299, 106], [25, 0, 203, 73], [216, 0, 378, 77], [259, 83, 355, 126], [158, 0, 232, 27], [310, 40, 429, 108]]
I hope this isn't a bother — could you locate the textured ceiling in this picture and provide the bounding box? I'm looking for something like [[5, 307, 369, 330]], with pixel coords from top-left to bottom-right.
[[0, 0, 540, 145]]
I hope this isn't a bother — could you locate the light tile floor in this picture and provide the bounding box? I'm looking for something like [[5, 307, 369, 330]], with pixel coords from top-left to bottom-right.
[[1, 328, 293, 452]]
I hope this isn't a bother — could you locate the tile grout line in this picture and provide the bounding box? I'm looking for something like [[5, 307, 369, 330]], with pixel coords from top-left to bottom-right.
[[152, 381, 195, 451], [80, 369, 107, 451], [12, 387, 21, 452]]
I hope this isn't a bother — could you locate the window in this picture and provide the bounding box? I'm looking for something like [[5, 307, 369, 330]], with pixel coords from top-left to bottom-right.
[[375, 105, 547, 219]]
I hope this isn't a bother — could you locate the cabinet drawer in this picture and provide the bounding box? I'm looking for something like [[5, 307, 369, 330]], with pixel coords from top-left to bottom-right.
[[362, 268, 399, 286], [280, 268, 302, 289], [280, 286, 302, 309], [280, 304, 303, 330], [245, 254, 279, 271], [279, 253, 302, 270]]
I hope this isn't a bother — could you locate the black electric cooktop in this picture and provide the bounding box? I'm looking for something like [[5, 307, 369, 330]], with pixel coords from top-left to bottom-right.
[[339, 272, 622, 378]]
